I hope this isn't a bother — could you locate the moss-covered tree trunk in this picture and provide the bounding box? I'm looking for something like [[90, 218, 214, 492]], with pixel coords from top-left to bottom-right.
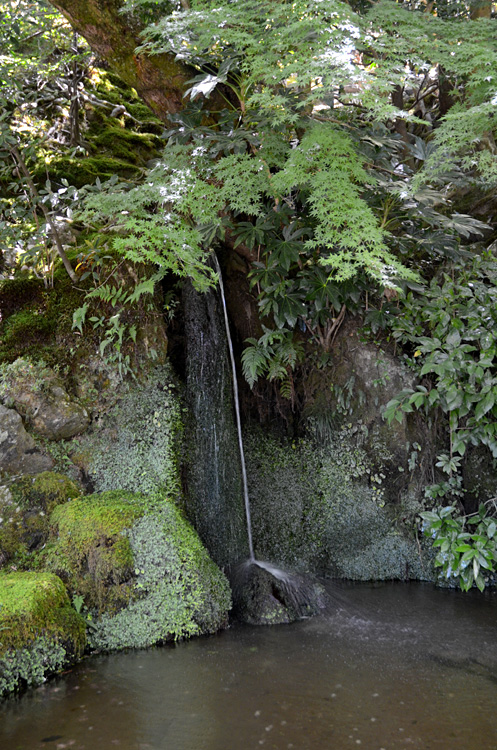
[[48, 0, 192, 120]]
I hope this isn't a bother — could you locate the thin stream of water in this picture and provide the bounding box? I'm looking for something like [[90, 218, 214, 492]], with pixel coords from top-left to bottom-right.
[[212, 252, 255, 561]]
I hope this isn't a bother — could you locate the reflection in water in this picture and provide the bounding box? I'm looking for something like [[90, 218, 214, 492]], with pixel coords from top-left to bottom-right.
[[1, 582, 497, 750]]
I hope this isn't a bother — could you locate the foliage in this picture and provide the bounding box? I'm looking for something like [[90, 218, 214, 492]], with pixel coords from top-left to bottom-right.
[[420, 503, 497, 591], [103, 0, 495, 387], [2, 0, 496, 385], [241, 327, 304, 395], [0, 636, 67, 698], [384, 252, 497, 502]]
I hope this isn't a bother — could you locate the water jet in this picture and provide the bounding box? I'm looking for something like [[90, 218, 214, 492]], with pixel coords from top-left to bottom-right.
[[211, 252, 326, 623]]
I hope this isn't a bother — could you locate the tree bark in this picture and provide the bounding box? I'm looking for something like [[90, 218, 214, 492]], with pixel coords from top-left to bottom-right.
[[48, 0, 195, 120]]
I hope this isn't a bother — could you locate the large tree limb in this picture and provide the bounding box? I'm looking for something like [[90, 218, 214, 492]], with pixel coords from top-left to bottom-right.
[[48, 0, 195, 120]]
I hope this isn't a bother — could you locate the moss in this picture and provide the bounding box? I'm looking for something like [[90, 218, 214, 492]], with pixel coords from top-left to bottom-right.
[[244, 426, 433, 581], [0, 571, 86, 697], [47, 491, 145, 612], [0, 278, 45, 318], [0, 473, 81, 570], [34, 155, 141, 189], [0, 276, 86, 367], [10, 472, 81, 514], [92, 126, 161, 164], [75, 364, 182, 495], [0, 571, 85, 654], [0, 308, 58, 363]]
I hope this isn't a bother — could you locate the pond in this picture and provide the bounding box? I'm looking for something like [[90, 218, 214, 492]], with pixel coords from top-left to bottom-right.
[[1, 582, 496, 750]]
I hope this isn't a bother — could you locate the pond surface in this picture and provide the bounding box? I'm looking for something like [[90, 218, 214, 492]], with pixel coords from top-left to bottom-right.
[[1, 582, 496, 750]]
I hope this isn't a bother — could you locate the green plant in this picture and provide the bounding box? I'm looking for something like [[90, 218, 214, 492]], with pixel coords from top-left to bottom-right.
[[384, 252, 497, 504], [420, 502, 497, 591]]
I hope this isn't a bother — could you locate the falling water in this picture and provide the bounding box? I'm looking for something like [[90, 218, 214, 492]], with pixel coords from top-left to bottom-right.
[[211, 252, 255, 561], [211, 252, 326, 622]]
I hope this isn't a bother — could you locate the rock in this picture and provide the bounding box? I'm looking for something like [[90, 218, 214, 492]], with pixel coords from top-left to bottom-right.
[[0, 571, 85, 697], [0, 472, 81, 569], [0, 405, 53, 475], [462, 445, 497, 513], [46, 490, 232, 650], [0, 358, 90, 440], [230, 560, 327, 625], [29, 390, 90, 440], [302, 317, 433, 503]]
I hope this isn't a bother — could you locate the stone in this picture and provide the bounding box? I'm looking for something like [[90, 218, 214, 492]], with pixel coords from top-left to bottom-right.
[[0, 405, 53, 475], [0, 571, 86, 697], [230, 559, 327, 625], [0, 359, 90, 440], [301, 317, 433, 503], [46, 490, 232, 650]]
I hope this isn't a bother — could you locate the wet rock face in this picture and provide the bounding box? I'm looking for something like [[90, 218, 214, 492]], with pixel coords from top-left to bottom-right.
[[230, 560, 327, 625], [0, 405, 53, 475]]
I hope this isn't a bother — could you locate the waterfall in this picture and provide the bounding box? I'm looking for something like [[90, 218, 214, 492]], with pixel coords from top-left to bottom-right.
[[211, 252, 255, 562], [184, 252, 326, 622], [210, 252, 327, 623]]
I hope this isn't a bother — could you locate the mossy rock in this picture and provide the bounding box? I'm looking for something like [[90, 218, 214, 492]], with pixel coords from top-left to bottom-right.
[[244, 427, 433, 581], [0, 309, 58, 363], [46, 490, 231, 651], [10, 471, 81, 514], [0, 571, 86, 697], [34, 155, 141, 189], [92, 126, 161, 165], [0, 278, 45, 319], [0, 276, 85, 367], [74, 364, 181, 495], [46, 491, 142, 612], [0, 473, 81, 570]]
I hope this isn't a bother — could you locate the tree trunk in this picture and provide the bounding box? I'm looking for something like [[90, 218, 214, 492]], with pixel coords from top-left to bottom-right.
[[48, 0, 195, 120]]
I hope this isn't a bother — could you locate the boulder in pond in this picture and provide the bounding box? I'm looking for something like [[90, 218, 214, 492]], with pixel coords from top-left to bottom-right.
[[45, 490, 232, 651]]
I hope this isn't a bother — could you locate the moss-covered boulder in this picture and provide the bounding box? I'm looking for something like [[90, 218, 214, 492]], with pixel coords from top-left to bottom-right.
[[71, 364, 181, 495], [0, 571, 86, 698], [46, 491, 232, 651], [0, 473, 81, 569], [245, 427, 434, 582]]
